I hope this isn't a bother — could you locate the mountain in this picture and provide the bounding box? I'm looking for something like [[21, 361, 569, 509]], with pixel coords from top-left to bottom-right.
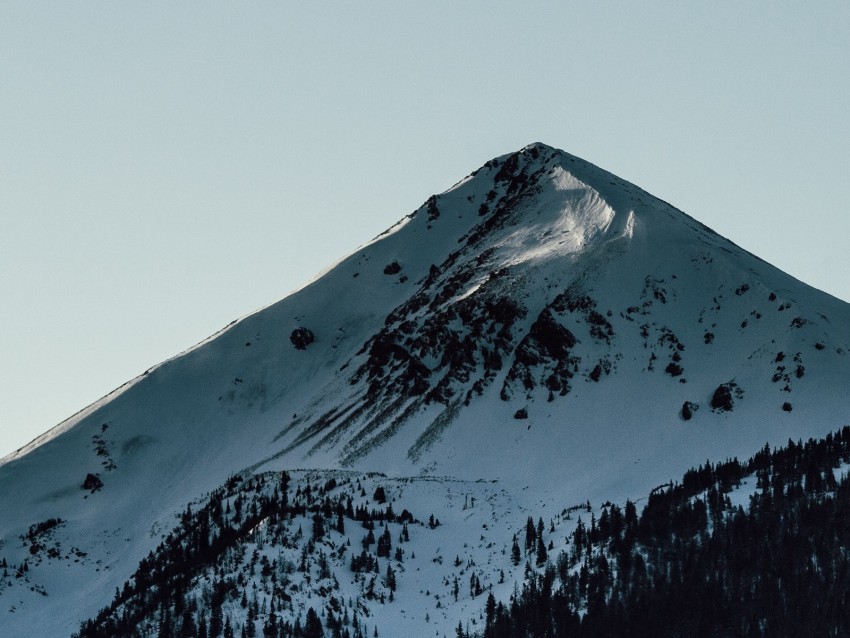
[[1, 143, 849, 637]]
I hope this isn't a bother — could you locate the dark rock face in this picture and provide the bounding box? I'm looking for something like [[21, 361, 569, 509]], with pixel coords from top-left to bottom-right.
[[355, 286, 525, 405], [504, 307, 578, 399], [426, 195, 440, 221], [290, 327, 315, 350], [529, 309, 578, 361]]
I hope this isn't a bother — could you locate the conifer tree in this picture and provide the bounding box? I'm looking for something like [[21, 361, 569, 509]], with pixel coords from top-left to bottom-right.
[[511, 534, 521, 566], [536, 535, 547, 566], [304, 607, 323, 638], [525, 516, 536, 554]]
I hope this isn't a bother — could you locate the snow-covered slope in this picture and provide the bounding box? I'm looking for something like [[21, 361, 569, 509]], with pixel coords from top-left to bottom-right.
[[2, 143, 849, 636]]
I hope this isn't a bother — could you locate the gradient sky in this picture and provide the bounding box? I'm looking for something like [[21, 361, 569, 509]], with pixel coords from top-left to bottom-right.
[[2, 2, 849, 458]]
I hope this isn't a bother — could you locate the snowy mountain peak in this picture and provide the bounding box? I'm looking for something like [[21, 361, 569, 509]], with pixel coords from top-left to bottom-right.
[[213, 144, 847, 477], [1, 144, 849, 636]]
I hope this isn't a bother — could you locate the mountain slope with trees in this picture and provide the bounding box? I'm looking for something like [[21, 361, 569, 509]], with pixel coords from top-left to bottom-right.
[[1, 144, 849, 635], [474, 427, 850, 638], [68, 428, 850, 637]]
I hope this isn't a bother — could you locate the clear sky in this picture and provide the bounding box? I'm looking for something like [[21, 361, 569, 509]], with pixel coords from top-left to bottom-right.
[[1, 2, 848, 458]]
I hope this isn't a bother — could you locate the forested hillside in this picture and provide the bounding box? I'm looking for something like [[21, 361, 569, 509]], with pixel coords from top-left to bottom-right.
[[70, 427, 850, 638], [472, 427, 850, 638]]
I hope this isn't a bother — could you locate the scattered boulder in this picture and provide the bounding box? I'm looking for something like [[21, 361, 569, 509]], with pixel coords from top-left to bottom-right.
[[665, 362, 684, 377], [290, 327, 315, 350], [589, 364, 603, 382], [710, 383, 737, 412], [82, 473, 103, 493], [682, 401, 698, 421], [782, 402, 793, 412], [513, 408, 528, 420], [383, 261, 402, 275]]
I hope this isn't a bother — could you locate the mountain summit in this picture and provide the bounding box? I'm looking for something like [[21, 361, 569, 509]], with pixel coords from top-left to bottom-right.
[[2, 144, 849, 636]]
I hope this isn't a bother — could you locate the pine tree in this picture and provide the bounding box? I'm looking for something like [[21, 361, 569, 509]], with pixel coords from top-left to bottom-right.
[[263, 613, 278, 638], [304, 607, 323, 638], [485, 592, 497, 634], [210, 603, 224, 637], [158, 609, 173, 638], [312, 512, 325, 540], [525, 516, 536, 554], [536, 535, 548, 566], [246, 605, 256, 638], [180, 609, 197, 637], [511, 534, 521, 565], [376, 525, 392, 558], [385, 563, 396, 592]]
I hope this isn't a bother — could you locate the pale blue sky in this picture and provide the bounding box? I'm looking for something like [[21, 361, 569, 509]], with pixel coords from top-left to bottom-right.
[[2, 2, 849, 457]]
